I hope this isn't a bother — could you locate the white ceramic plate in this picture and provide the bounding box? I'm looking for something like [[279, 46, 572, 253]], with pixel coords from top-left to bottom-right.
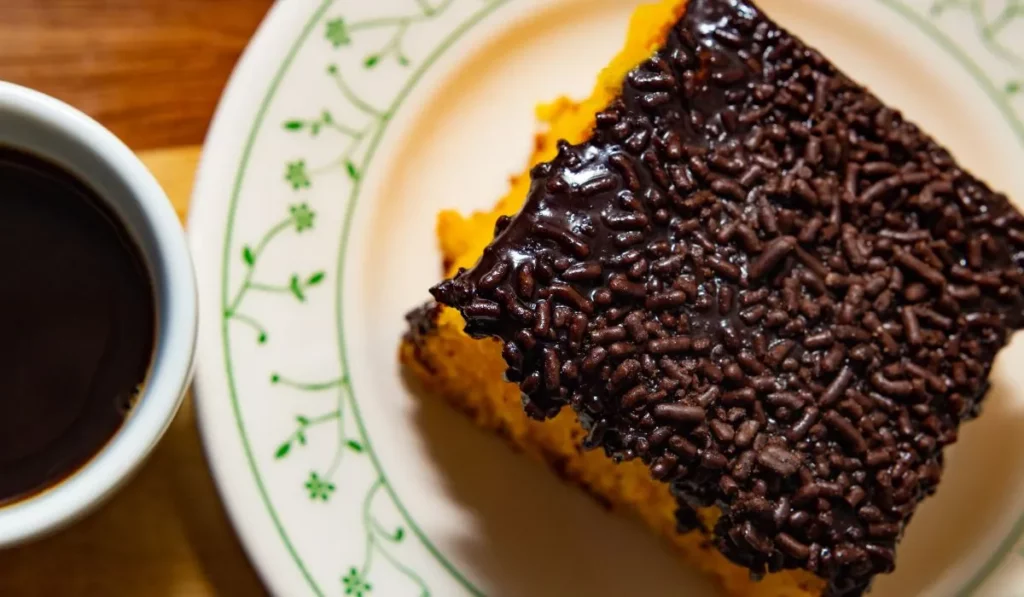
[[189, 1, 1024, 595]]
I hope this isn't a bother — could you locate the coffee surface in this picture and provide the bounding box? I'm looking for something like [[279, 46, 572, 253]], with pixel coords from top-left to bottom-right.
[[0, 147, 155, 504]]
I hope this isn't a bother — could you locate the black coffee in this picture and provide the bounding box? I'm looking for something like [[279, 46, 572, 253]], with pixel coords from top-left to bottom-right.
[[0, 147, 155, 504]]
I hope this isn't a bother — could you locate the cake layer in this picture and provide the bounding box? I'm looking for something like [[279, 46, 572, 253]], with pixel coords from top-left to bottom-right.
[[429, 0, 1024, 595]]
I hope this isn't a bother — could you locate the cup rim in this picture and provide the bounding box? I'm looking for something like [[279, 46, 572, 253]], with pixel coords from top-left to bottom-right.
[[0, 81, 197, 547]]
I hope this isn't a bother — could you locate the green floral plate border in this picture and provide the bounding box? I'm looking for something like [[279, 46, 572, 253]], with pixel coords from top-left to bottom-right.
[[188, 0, 1024, 595]]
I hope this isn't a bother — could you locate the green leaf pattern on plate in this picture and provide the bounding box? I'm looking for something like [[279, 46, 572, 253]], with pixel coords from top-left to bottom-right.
[[228, 1, 505, 594], [285, 160, 312, 189], [928, 0, 1024, 103], [224, 203, 322, 344], [265, 331, 441, 594]]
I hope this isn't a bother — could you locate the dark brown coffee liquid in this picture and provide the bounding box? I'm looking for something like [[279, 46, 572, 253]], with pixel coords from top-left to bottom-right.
[[0, 148, 155, 504]]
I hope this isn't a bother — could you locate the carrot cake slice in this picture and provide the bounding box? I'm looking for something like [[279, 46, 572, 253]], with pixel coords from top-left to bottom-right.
[[402, 0, 1024, 595]]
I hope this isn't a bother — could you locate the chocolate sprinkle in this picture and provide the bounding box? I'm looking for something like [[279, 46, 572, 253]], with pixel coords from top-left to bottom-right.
[[431, 0, 1024, 594]]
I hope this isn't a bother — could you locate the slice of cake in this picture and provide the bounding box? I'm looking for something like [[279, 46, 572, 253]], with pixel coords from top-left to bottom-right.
[[401, 0, 1024, 595]]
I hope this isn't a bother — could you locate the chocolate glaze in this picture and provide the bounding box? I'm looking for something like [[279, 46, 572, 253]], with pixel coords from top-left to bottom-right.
[[432, 0, 1024, 594], [0, 148, 154, 504]]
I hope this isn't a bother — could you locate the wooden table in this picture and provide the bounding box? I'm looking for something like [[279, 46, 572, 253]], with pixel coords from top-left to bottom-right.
[[0, 2, 273, 595]]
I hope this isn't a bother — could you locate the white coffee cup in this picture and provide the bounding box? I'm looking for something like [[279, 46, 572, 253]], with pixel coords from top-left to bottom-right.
[[0, 81, 197, 547]]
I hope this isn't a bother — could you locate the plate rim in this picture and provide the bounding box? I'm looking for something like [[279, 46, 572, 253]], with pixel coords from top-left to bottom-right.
[[188, 0, 332, 594]]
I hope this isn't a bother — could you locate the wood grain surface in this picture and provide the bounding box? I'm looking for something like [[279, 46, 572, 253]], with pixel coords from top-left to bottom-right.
[[0, 1, 273, 594], [0, 0, 273, 150]]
